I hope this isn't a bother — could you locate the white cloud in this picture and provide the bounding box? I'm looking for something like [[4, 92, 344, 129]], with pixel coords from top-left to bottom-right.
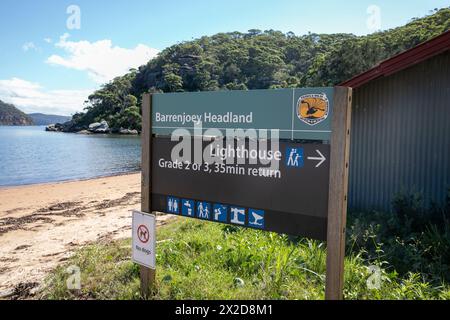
[[22, 42, 40, 52], [46, 33, 159, 84], [0, 78, 93, 115], [44, 38, 52, 43]]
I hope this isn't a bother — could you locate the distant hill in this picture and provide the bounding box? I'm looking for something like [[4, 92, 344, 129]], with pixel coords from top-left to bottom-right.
[[28, 113, 71, 125], [70, 8, 450, 130], [0, 100, 34, 126]]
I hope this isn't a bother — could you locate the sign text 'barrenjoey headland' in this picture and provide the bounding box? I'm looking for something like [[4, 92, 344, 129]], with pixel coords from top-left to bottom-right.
[[152, 88, 333, 141]]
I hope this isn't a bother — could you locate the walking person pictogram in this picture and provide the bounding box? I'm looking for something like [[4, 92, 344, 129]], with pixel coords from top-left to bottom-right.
[[197, 202, 211, 219], [286, 148, 304, 168]]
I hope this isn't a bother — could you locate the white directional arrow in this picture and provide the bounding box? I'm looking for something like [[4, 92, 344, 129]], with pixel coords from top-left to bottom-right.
[[307, 150, 326, 168]]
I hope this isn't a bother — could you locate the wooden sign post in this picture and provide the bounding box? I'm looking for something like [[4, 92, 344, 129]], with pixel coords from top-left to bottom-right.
[[140, 93, 155, 298], [325, 87, 352, 300], [138, 87, 352, 300]]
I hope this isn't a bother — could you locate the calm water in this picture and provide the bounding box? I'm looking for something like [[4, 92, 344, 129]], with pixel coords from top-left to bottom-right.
[[0, 126, 141, 187]]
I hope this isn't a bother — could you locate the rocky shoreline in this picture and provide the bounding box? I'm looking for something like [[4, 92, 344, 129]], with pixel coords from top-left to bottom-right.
[[46, 120, 139, 135]]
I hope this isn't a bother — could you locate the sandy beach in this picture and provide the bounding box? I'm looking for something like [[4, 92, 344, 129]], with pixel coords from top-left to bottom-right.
[[0, 173, 172, 298]]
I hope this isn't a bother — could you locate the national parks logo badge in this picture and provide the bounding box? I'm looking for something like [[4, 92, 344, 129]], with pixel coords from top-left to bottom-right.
[[297, 93, 329, 126]]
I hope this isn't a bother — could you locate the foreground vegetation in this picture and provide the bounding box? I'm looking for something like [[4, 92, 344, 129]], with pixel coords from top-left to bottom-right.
[[42, 193, 450, 300], [69, 8, 449, 130]]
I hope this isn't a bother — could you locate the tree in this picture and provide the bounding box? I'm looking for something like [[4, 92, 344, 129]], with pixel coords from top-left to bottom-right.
[[70, 8, 450, 131]]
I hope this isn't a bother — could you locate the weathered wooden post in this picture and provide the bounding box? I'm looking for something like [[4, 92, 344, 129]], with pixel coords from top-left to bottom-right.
[[325, 87, 352, 300], [140, 93, 156, 298]]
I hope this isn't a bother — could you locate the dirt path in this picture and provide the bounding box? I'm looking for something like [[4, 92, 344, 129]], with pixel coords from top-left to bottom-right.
[[0, 173, 173, 298]]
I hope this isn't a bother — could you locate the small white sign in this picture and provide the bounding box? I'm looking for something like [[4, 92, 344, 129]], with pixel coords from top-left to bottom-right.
[[132, 210, 156, 269]]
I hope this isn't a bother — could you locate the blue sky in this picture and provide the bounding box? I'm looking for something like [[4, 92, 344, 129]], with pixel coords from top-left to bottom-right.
[[0, 0, 448, 115]]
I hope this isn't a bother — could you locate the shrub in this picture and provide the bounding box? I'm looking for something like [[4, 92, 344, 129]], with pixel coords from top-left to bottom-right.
[[347, 190, 450, 284]]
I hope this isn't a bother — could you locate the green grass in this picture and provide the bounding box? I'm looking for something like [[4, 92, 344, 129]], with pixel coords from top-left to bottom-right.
[[40, 217, 450, 300]]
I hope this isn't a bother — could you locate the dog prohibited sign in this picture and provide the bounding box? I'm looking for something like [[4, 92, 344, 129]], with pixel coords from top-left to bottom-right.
[[132, 210, 156, 268], [137, 225, 149, 243]]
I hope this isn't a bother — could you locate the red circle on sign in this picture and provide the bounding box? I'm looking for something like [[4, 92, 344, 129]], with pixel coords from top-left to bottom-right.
[[137, 225, 149, 243]]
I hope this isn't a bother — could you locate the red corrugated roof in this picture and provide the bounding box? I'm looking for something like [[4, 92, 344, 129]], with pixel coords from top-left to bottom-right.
[[340, 30, 450, 88]]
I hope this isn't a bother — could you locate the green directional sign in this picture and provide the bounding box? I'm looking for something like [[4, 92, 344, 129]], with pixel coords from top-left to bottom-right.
[[152, 87, 334, 140], [141, 86, 352, 299]]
